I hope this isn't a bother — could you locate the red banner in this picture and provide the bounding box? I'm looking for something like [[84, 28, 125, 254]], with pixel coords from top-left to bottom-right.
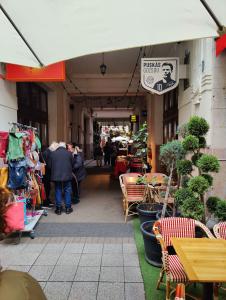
[[216, 34, 226, 56], [5, 62, 65, 82]]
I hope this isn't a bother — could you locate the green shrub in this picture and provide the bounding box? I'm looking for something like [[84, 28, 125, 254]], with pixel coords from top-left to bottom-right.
[[181, 175, 190, 188], [215, 200, 226, 221], [176, 160, 193, 175], [174, 188, 194, 206], [160, 140, 185, 170], [177, 123, 189, 138], [206, 196, 221, 214], [198, 136, 206, 148], [180, 197, 205, 221], [187, 116, 209, 137], [188, 176, 210, 195], [201, 174, 213, 186], [182, 135, 199, 151], [197, 154, 220, 173], [191, 153, 203, 166]]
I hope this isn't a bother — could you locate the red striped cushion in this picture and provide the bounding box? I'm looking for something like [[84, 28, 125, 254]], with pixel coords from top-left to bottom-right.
[[126, 185, 146, 200], [160, 217, 195, 247], [168, 255, 187, 282], [219, 222, 226, 240]]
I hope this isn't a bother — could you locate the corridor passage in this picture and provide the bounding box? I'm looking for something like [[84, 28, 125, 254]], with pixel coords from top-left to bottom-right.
[[0, 161, 145, 300]]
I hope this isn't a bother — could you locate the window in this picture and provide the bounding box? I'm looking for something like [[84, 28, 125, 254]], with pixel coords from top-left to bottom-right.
[[163, 88, 178, 143], [17, 83, 49, 147]]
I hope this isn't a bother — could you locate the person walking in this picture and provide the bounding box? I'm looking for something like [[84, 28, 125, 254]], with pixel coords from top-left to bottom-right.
[[72, 144, 86, 204], [50, 142, 73, 215], [94, 144, 103, 167], [103, 142, 111, 166]]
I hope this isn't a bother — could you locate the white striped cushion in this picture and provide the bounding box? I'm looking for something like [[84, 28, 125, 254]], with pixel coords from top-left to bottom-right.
[[219, 222, 226, 240], [160, 218, 195, 247], [168, 255, 187, 283]]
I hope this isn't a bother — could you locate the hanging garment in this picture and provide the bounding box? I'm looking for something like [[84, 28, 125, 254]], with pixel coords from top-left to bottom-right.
[[0, 167, 8, 188], [35, 135, 41, 150], [7, 159, 27, 190], [0, 132, 9, 158], [7, 132, 25, 161]]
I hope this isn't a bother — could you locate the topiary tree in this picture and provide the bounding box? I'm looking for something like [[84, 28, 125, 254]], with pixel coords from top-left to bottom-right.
[[159, 140, 185, 217], [175, 116, 220, 222]]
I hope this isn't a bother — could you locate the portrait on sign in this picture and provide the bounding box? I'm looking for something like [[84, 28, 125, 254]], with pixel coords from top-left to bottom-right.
[[141, 58, 179, 95]]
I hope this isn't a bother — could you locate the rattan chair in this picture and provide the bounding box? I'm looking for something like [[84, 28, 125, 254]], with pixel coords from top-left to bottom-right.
[[213, 222, 226, 239], [144, 172, 168, 185], [153, 217, 214, 300]]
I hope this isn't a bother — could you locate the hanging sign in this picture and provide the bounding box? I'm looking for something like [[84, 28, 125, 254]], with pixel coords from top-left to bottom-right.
[[5, 61, 65, 82], [141, 57, 179, 95], [130, 115, 139, 123]]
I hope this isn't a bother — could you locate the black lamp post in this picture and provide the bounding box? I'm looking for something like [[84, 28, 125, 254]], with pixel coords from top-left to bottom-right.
[[100, 52, 107, 75]]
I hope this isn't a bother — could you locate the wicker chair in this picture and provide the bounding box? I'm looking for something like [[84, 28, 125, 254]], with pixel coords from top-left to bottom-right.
[[153, 217, 214, 300], [144, 172, 168, 185], [213, 222, 226, 240], [119, 173, 142, 214]]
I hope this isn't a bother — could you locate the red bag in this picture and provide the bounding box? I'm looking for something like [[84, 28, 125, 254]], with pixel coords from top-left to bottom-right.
[[0, 132, 9, 158], [4, 201, 25, 233]]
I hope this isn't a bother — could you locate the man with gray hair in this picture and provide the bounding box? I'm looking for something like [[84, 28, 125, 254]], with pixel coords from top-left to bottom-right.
[[49, 142, 73, 214]]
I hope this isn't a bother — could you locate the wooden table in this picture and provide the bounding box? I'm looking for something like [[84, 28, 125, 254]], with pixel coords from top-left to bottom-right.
[[171, 238, 226, 300]]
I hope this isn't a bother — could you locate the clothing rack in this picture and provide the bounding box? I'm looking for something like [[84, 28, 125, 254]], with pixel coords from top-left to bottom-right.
[[8, 122, 38, 132]]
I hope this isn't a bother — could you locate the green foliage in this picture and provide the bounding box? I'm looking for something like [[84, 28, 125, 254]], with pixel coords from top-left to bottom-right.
[[197, 154, 220, 173], [180, 197, 205, 221], [191, 153, 203, 166], [181, 175, 190, 188], [136, 176, 147, 185], [182, 135, 199, 151], [177, 123, 189, 138], [132, 122, 148, 159], [206, 197, 221, 214], [176, 160, 193, 175], [160, 140, 185, 171], [201, 174, 213, 186], [215, 200, 226, 221], [188, 176, 210, 195], [187, 116, 209, 137], [174, 188, 194, 206], [198, 137, 206, 148]]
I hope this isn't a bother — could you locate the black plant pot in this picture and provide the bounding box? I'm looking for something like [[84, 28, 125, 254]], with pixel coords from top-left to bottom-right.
[[137, 203, 163, 224], [140, 221, 162, 267]]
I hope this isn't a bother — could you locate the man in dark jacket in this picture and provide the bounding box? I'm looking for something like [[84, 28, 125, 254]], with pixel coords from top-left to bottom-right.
[[50, 142, 73, 215], [72, 145, 86, 204]]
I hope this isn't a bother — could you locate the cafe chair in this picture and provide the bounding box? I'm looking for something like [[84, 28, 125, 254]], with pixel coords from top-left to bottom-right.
[[153, 217, 214, 300], [213, 222, 226, 240], [144, 172, 168, 185]]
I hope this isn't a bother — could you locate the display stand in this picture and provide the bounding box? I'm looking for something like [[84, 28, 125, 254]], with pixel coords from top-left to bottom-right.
[[22, 209, 48, 239]]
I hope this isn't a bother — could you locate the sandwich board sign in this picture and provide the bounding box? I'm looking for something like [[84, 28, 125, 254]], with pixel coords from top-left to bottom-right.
[[141, 57, 179, 95]]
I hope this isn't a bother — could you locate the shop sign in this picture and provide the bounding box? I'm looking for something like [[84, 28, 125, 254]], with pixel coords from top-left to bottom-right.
[[5, 61, 65, 82], [216, 34, 226, 56], [130, 115, 139, 123], [141, 57, 179, 95]]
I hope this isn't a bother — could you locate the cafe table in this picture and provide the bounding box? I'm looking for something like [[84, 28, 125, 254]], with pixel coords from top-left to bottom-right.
[[171, 238, 226, 300]]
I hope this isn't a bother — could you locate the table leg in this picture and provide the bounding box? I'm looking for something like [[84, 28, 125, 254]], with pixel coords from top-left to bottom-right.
[[203, 283, 213, 300]]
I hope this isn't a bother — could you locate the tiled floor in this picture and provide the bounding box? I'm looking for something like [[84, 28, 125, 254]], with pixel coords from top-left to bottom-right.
[[0, 237, 145, 300]]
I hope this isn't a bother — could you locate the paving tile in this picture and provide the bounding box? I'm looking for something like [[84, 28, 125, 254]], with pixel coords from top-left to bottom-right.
[[63, 243, 84, 253], [79, 254, 102, 267], [83, 243, 103, 254], [7, 265, 31, 272], [39, 281, 47, 289], [97, 282, 124, 300], [103, 244, 123, 254], [68, 281, 98, 300], [123, 243, 137, 254], [101, 254, 123, 267], [49, 265, 77, 281], [4, 252, 40, 265], [125, 283, 145, 300], [29, 265, 54, 281], [123, 254, 140, 267], [34, 253, 60, 265], [44, 282, 72, 300], [74, 266, 100, 281], [99, 266, 124, 282], [124, 267, 143, 283], [43, 243, 66, 252], [56, 253, 81, 265]]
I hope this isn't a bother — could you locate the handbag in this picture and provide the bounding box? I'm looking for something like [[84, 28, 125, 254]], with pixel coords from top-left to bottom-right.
[[4, 201, 25, 233], [7, 158, 27, 190], [0, 167, 8, 188], [0, 132, 9, 158]]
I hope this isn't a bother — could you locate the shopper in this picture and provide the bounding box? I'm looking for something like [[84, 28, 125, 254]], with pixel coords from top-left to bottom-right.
[[103, 142, 111, 165], [72, 144, 86, 204], [50, 142, 73, 215], [110, 144, 117, 167], [94, 144, 103, 167]]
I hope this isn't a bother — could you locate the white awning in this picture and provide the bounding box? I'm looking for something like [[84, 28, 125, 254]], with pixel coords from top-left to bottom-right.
[[0, 0, 225, 67]]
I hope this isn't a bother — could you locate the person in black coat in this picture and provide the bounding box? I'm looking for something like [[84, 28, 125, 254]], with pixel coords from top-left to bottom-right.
[[71, 145, 86, 204], [49, 142, 73, 215]]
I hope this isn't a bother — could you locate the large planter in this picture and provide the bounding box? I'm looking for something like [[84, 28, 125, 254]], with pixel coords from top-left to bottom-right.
[[140, 221, 162, 267], [137, 203, 163, 224]]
